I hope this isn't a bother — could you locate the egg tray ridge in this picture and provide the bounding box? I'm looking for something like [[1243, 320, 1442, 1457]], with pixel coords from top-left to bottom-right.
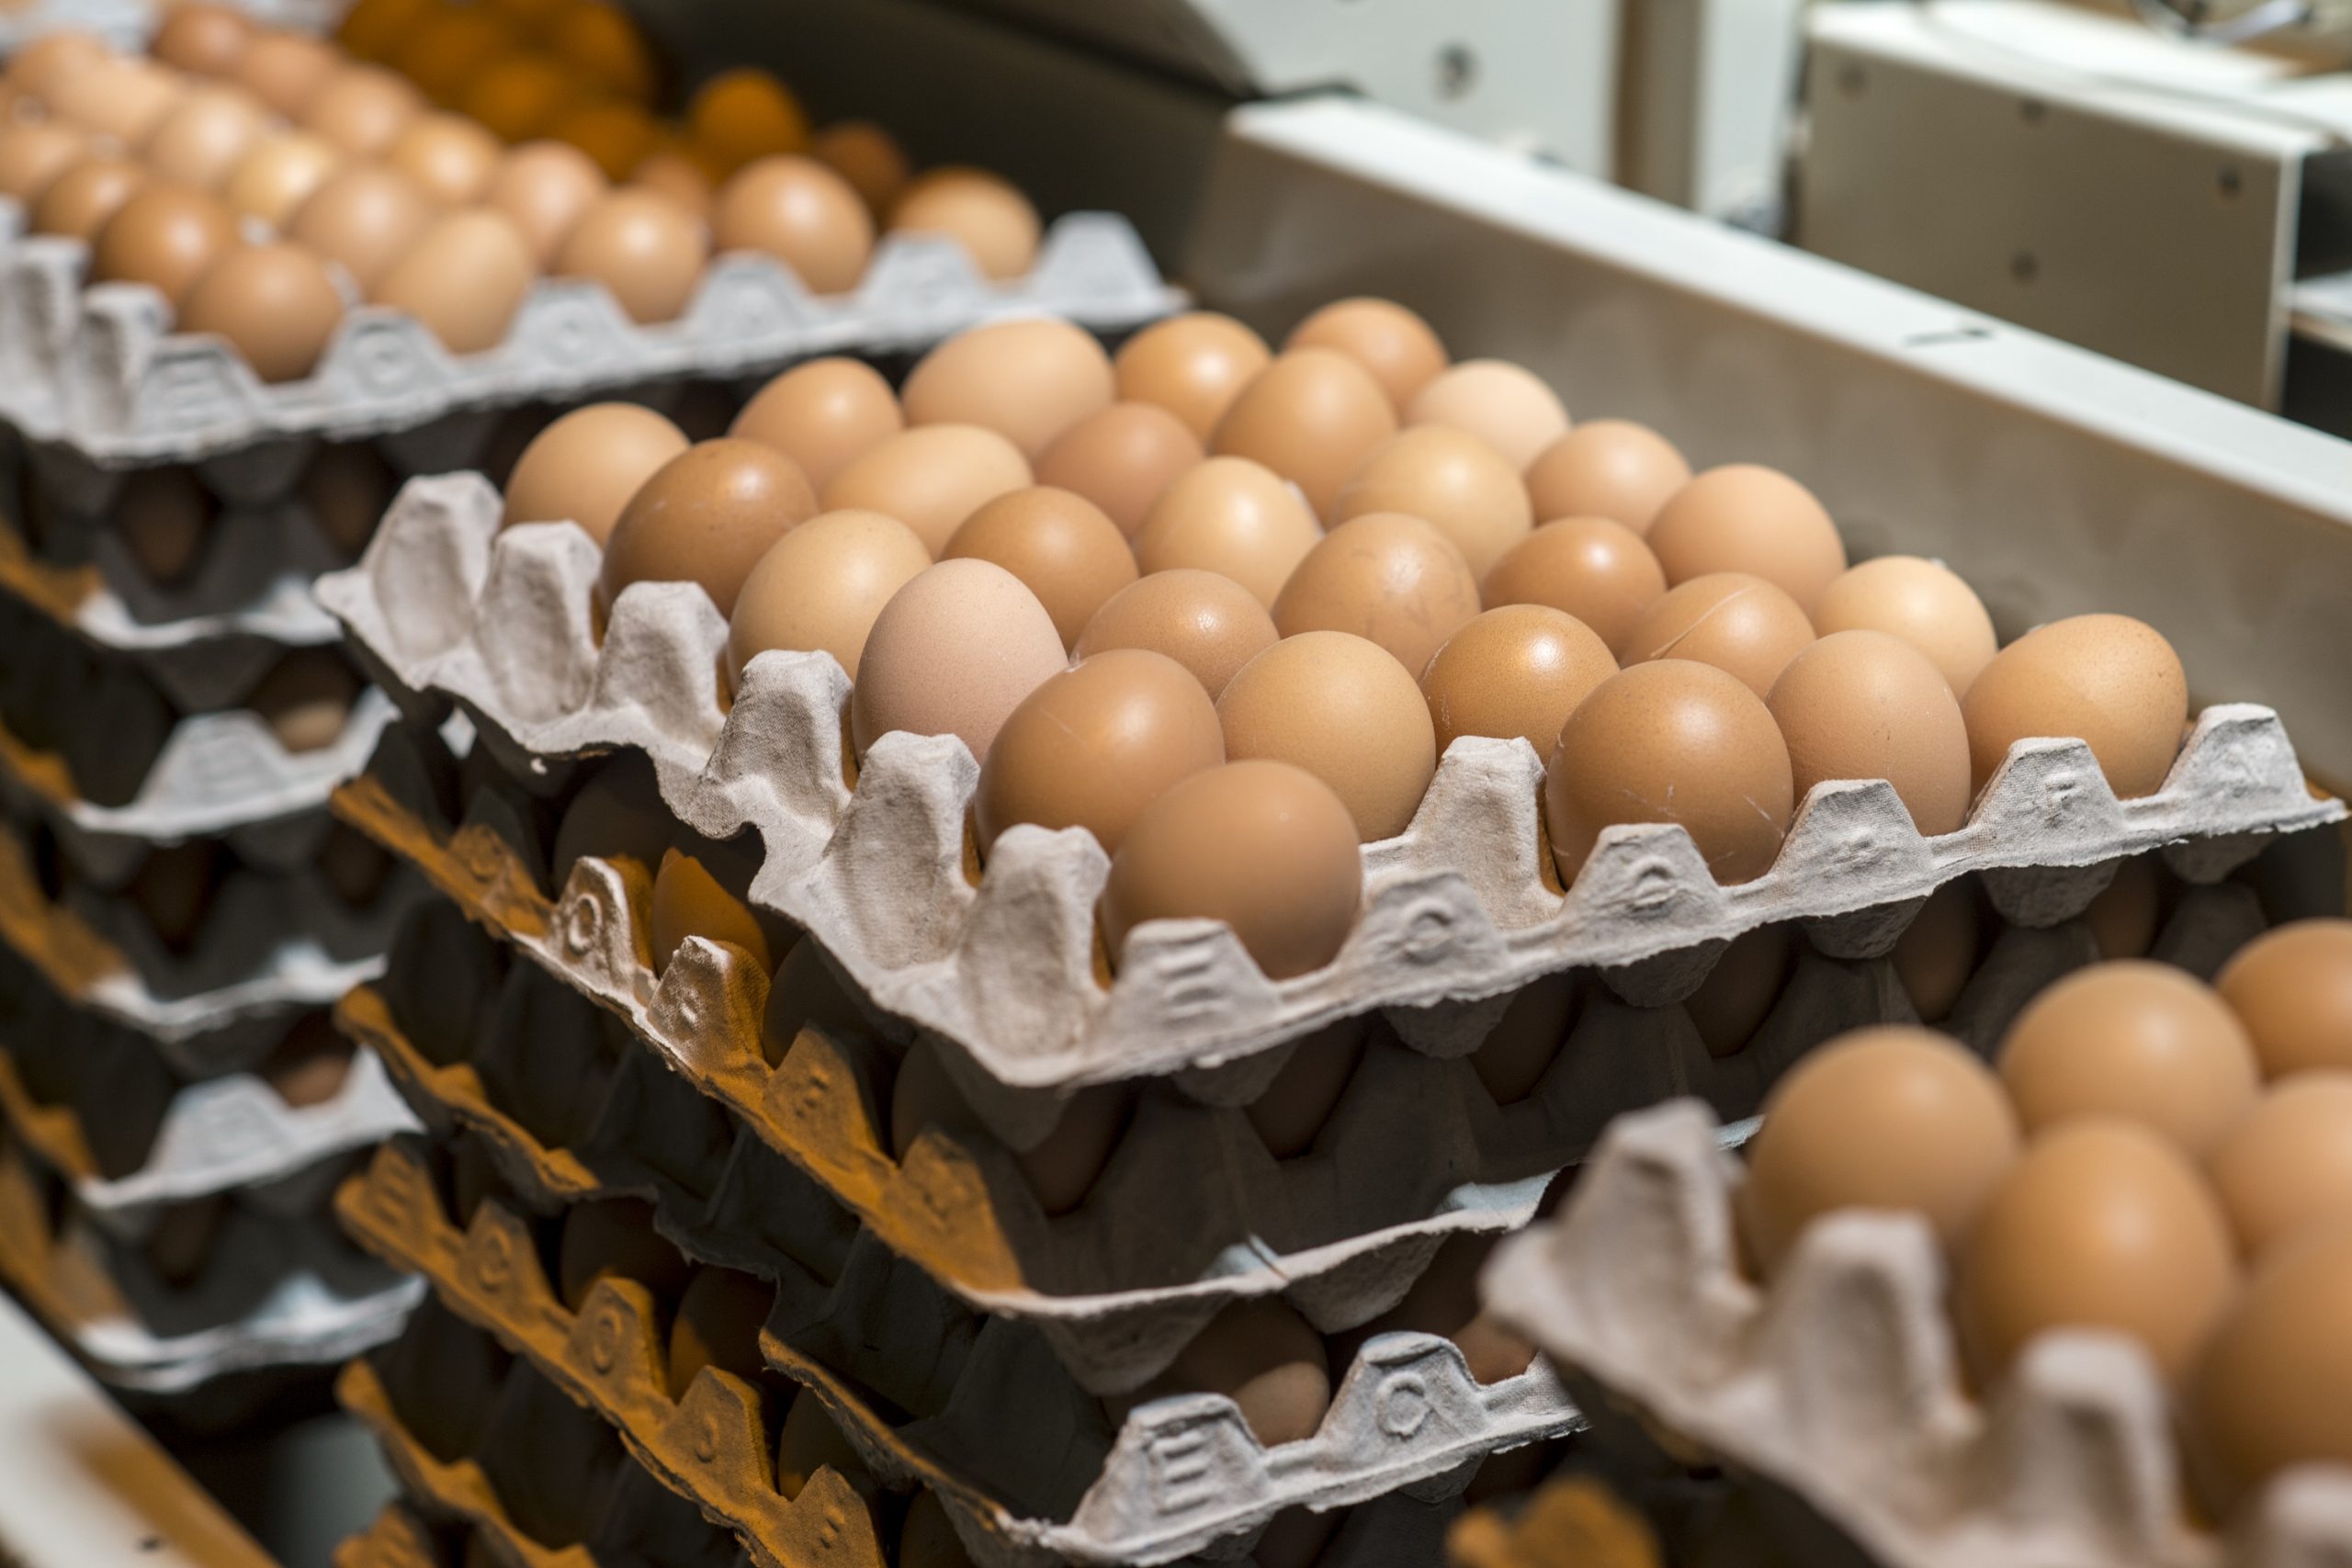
[[0, 201, 1180, 462], [337, 1503, 463, 1568], [1481, 1100, 2352, 1568], [340, 1133, 1563, 1568], [319, 477, 2345, 1128]]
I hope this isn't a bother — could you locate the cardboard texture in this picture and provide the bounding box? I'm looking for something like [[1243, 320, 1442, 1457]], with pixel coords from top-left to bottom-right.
[[1482, 1102, 2352, 1568], [321, 478, 2343, 1124], [0, 205, 1177, 462], [336, 1504, 458, 1568]]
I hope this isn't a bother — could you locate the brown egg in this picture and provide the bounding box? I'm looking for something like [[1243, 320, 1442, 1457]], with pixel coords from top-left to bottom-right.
[[1218, 631, 1436, 842], [142, 85, 273, 192], [501, 402, 687, 544], [548, 1, 657, 105], [1893, 878, 1982, 1024], [0, 121, 87, 204], [371, 209, 537, 355], [386, 113, 500, 206], [129, 840, 226, 951], [5, 31, 108, 101], [887, 166, 1039, 279], [600, 439, 815, 618], [666, 1266, 771, 1395], [1684, 925, 1796, 1058], [650, 844, 775, 973], [902, 318, 1116, 462], [29, 156, 145, 242], [1738, 1026, 2020, 1273], [850, 558, 1067, 762], [1544, 660, 1793, 886], [710, 154, 872, 294], [221, 132, 340, 226], [1957, 1118, 2237, 1385], [1767, 630, 1970, 836], [686, 67, 808, 173], [1033, 401, 1202, 541], [1480, 516, 1667, 657], [259, 1013, 355, 1107], [111, 468, 213, 584], [1469, 971, 1577, 1104], [2216, 919, 2352, 1078], [775, 1391, 866, 1500], [1646, 466, 1848, 613], [90, 185, 237, 308], [482, 140, 605, 265], [250, 650, 360, 751], [1134, 457, 1322, 610], [1284, 298, 1447, 411], [1813, 556, 1997, 696], [2085, 855, 2163, 961], [1244, 1019, 1365, 1159], [458, 51, 572, 143], [557, 1196, 690, 1312], [2207, 1075, 2352, 1259], [48, 57, 183, 145], [729, 358, 901, 490], [888, 1039, 1131, 1215], [944, 487, 1136, 649], [394, 8, 518, 106], [1525, 420, 1691, 534], [179, 243, 345, 384], [153, 6, 258, 76], [1114, 311, 1272, 442], [809, 119, 908, 216], [1211, 348, 1396, 522], [1334, 426, 1534, 580], [302, 441, 398, 561], [2189, 1223, 2352, 1509], [1404, 360, 1569, 470], [1624, 571, 1815, 699], [820, 425, 1031, 555], [1961, 614, 2188, 800], [232, 30, 338, 117], [1998, 962, 2259, 1154], [285, 164, 434, 289], [548, 98, 657, 181], [554, 187, 708, 324], [1102, 760, 1361, 977], [1348, 1234, 1534, 1385], [628, 148, 714, 221], [549, 751, 673, 888], [1272, 513, 1480, 679], [334, 0, 433, 62], [1159, 1297, 1330, 1448], [1074, 570, 1277, 701], [728, 510, 932, 686], [898, 1492, 971, 1568], [302, 64, 424, 157]]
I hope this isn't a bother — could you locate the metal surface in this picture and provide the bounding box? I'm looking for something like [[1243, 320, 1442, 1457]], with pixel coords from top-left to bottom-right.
[[1618, 0, 1813, 223]]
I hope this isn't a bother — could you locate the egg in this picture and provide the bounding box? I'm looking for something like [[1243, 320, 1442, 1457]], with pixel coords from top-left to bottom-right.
[[557, 1196, 690, 1312], [91, 185, 237, 308], [897, 1492, 971, 1568], [371, 209, 537, 355], [2215, 919, 2352, 1077], [1524, 420, 1691, 534], [1272, 513, 1480, 678], [1767, 629, 1970, 836], [1346, 1234, 1534, 1385], [1469, 971, 1577, 1105], [600, 439, 815, 618], [232, 30, 338, 117], [458, 52, 573, 143], [1404, 360, 1569, 470], [152, 5, 257, 75], [849, 558, 1066, 762], [1074, 570, 1277, 701], [887, 166, 1039, 280], [775, 1391, 866, 1500], [548, 98, 658, 181], [250, 650, 360, 752], [1960, 614, 2188, 799], [1683, 924, 1795, 1058], [178, 242, 346, 384], [1134, 457, 1322, 610], [1624, 571, 1815, 699], [809, 119, 909, 216], [129, 840, 226, 951], [2205, 1074, 2352, 1260], [631, 149, 715, 221], [286, 164, 434, 289], [1645, 465, 1848, 613], [1157, 1296, 1330, 1448], [549, 0, 658, 105], [302, 64, 424, 157], [48, 57, 183, 144], [1334, 426, 1534, 579], [1211, 348, 1396, 522], [1544, 660, 1793, 886], [110, 467, 213, 583], [29, 157, 146, 242], [5, 31, 108, 101], [820, 425, 1031, 555], [2189, 1223, 2352, 1509], [1244, 1019, 1366, 1160], [729, 358, 902, 490], [888, 1039, 1131, 1215], [502, 402, 687, 544], [903, 318, 1117, 461], [1738, 1027, 2019, 1273], [483, 139, 605, 265], [726, 510, 930, 688], [334, 0, 433, 61], [666, 1266, 772, 1394], [2086, 854, 2164, 960], [943, 487, 1136, 649], [0, 122, 87, 204], [1034, 401, 1202, 540], [1114, 311, 1272, 442], [1957, 1118, 2237, 1385], [709, 154, 872, 294], [1218, 631, 1436, 842], [1997, 962, 2259, 1155], [386, 113, 500, 205], [142, 85, 273, 192], [1284, 298, 1448, 411], [1813, 555, 1997, 696], [221, 132, 340, 226], [650, 843, 776, 973], [554, 187, 709, 325], [687, 68, 807, 173], [394, 9, 518, 106], [1893, 878, 1982, 1024], [549, 750, 673, 889], [260, 1015, 355, 1108], [1479, 516, 1667, 657]]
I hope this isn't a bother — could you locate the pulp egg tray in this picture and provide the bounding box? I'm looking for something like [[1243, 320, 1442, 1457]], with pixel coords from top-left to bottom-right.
[[339, 1134, 1562, 1568], [0, 200, 1177, 461], [319, 481, 2344, 1126], [0, 0, 342, 54], [1481, 1100, 2352, 1568]]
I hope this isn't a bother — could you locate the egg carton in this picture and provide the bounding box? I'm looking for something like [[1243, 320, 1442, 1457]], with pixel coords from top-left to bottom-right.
[[319, 481, 2344, 1134], [339, 1134, 1568, 1568], [0, 0, 343, 54], [338, 1504, 458, 1568], [1481, 1100, 2352, 1568], [0, 196, 1176, 461]]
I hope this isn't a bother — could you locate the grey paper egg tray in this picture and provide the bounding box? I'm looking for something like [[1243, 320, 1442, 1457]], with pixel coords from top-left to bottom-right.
[[0, 201, 1178, 461], [321, 478, 2344, 1128], [1482, 1101, 2352, 1568]]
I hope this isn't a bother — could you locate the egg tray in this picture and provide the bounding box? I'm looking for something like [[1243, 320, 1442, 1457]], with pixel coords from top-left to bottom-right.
[[318, 481, 2345, 1134], [0, 0, 342, 55], [338, 1134, 1566, 1568], [339, 1504, 460, 1568], [0, 196, 1177, 462], [1479, 1100, 2352, 1568]]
